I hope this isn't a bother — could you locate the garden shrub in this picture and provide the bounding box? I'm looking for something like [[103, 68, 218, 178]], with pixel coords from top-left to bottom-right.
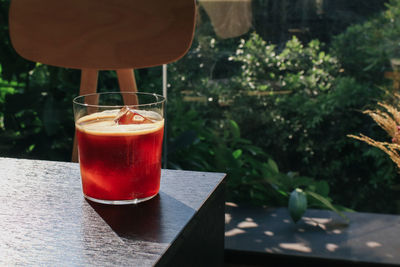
[[225, 32, 398, 213], [167, 30, 398, 213], [331, 0, 400, 83], [166, 96, 348, 221]]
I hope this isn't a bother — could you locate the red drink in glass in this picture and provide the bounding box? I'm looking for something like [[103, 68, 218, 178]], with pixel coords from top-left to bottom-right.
[[76, 110, 164, 203]]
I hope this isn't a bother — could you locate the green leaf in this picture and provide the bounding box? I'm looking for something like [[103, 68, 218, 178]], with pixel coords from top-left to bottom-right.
[[267, 158, 279, 174], [277, 189, 288, 197], [289, 188, 307, 223], [245, 145, 264, 156], [315, 180, 330, 196], [229, 120, 240, 139], [291, 176, 314, 188], [306, 191, 348, 222], [232, 149, 242, 159]]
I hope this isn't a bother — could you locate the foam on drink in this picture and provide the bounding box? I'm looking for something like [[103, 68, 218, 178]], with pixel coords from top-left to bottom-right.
[[76, 109, 164, 135]]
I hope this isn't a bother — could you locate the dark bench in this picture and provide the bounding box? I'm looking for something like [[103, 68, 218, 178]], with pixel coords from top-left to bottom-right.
[[225, 203, 400, 266]]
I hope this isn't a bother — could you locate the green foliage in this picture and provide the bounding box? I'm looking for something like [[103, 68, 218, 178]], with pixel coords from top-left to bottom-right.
[[166, 96, 346, 222], [231, 33, 339, 93], [226, 33, 398, 213], [0, 65, 79, 160], [330, 0, 400, 83], [166, 29, 397, 214]]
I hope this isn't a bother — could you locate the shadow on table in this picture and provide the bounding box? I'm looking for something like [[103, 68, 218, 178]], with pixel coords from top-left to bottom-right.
[[87, 192, 195, 243]]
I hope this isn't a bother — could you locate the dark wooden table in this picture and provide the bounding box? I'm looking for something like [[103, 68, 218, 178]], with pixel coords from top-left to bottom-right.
[[0, 157, 226, 266]]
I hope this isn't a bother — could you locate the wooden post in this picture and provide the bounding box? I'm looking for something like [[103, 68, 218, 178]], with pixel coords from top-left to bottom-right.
[[116, 69, 139, 106], [71, 69, 98, 163]]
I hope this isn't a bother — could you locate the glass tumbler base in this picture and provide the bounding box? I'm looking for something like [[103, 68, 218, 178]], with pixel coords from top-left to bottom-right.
[[84, 194, 157, 205]]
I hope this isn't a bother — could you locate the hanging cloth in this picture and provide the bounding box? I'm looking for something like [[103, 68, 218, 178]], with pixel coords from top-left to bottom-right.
[[199, 0, 252, 39]]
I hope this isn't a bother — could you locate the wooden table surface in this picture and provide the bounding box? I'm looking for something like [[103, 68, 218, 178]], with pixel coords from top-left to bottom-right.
[[0, 157, 225, 266]]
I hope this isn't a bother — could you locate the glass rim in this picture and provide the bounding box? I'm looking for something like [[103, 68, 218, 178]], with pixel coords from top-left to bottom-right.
[[73, 92, 166, 108]]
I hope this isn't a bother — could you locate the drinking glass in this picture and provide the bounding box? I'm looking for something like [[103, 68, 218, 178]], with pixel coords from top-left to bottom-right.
[[73, 92, 165, 204]]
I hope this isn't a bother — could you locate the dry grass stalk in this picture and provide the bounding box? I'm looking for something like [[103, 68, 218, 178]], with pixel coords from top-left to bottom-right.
[[348, 93, 400, 170], [348, 134, 400, 170]]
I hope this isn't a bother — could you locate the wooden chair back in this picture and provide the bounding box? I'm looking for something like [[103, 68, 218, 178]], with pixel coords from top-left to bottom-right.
[[9, 0, 196, 161]]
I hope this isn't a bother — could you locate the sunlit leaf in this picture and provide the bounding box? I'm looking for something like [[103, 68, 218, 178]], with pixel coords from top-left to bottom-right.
[[233, 149, 242, 159]]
